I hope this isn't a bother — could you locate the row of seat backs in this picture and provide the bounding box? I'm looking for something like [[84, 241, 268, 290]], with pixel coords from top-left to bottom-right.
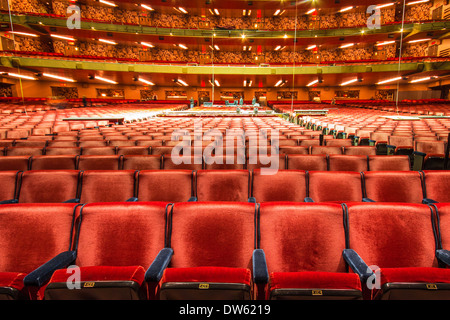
[[1, 202, 449, 300], [0, 154, 412, 172], [0, 145, 381, 156], [0, 169, 448, 205]]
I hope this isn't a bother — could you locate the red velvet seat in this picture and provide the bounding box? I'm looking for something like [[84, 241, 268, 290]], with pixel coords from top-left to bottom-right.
[[81, 146, 116, 155], [163, 154, 203, 170], [43, 202, 171, 300], [247, 154, 286, 171], [204, 154, 246, 170], [18, 170, 80, 203], [328, 155, 368, 172], [422, 170, 450, 203], [362, 171, 425, 203], [137, 170, 195, 202], [368, 155, 411, 171], [0, 171, 22, 203], [251, 169, 306, 202], [0, 156, 30, 171], [44, 147, 81, 156], [0, 203, 78, 300], [159, 202, 257, 300], [5, 147, 43, 157], [117, 146, 150, 155], [77, 155, 122, 170], [345, 203, 450, 300], [30, 155, 77, 170], [258, 202, 362, 300], [307, 171, 363, 203], [343, 146, 377, 156], [79, 170, 137, 203], [310, 146, 343, 155], [286, 154, 328, 171], [196, 170, 251, 202], [122, 155, 161, 170]]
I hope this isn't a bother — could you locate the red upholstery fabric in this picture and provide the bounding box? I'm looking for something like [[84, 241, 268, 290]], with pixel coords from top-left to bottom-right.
[[328, 155, 368, 172], [0, 171, 20, 201], [343, 146, 377, 156], [279, 146, 308, 155], [0, 203, 77, 274], [247, 154, 286, 171], [79, 170, 136, 203], [168, 202, 255, 269], [19, 170, 80, 203], [162, 267, 251, 285], [30, 155, 77, 170], [270, 271, 361, 291], [77, 155, 121, 170], [196, 170, 250, 201], [45, 147, 81, 156], [252, 169, 306, 202], [81, 147, 116, 155], [122, 155, 161, 170], [137, 170, 193, 202], [310, 146, 343, 155], [308, 171, 363, 202], [422, 171, 450, 203], [259, 202, 348, 273], [48, 265, 146, 284], [379, 267, 450, 286], [368, 155, 410, 171], [204, 154, 246, 170], [363, 171, 424, 203], [74, 202, 168, 267], [286, 154, 328, 171], [346, 203, 438, 269], [163, 155, 203, 170], [0, 272, 26, 292], [0, 156, 30, 171]]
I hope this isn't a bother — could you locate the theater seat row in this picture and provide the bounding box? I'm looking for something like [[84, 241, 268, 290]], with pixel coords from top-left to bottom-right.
[[0, 154, 412, 172], [1, 201, 449, 300], [0, 169, 448, 204]]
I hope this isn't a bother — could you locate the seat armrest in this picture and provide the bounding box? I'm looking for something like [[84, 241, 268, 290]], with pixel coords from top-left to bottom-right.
[[304, 197, 314, 203], [188, 196, 197, 202], [252, 249, 269, 284], [145, 248, 173, 283], [126, 197, 138, 202], [362, 198, 375, 202], [0, 199, 18, 204], [436, 249, 450, 266], [422, 198, 438, 204], [248, 197, 256, 203], [23, 250, 77, 287], [343, 249, 374, 282], [63, 198, 80, 203]]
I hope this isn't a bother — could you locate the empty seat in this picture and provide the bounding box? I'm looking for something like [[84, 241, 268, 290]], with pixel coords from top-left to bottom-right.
[[45, 147, 81, 156], [77, 155, 121, 170], [79, 170, 137, 203], [81, 147, 116, 155], [307, 171, 363, 203], [5, 147, 43, 157], [0, 156, 30, 171], [286, 154, 328, 171], [158, 202, 257, 300], [422, 170, 450, 203], [247, 154, 286, 171], [256, 202, 362, 300], [344, 202, 450, 300], [196, 170, 251, 202], [117, 146, 150, 155], [278, 146, 308, 155], [122, 155, 161, 170], [310, 146, 343, 155], [325, 139, 353, 147], [328, 155, 368, 172], [0, 203, 78, 300], [343, 146, 377, 156], [204, 154, 246, 170], [43, 202, 171, 300], [137, 170, 195, 202], [368, 155, 410, 171], [163, 155, 203, 170], [30, 155, 77, 170], [0, 171, 21, 203], [362, 171, 425, 203], [251, 169, 306, 202]]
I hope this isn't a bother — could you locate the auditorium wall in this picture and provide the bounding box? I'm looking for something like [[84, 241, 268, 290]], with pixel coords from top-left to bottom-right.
[[2, 78, 435, 102]]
